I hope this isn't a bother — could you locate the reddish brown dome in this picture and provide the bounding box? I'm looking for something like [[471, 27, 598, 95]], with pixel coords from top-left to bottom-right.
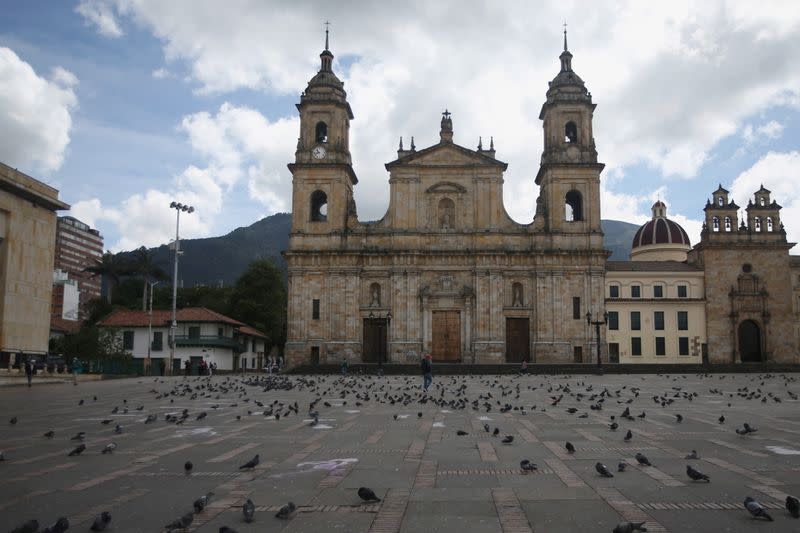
[[632, 202, 691, 249]]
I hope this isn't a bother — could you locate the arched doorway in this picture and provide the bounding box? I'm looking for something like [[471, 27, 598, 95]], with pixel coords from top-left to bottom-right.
[[738, 320, 762, 362]]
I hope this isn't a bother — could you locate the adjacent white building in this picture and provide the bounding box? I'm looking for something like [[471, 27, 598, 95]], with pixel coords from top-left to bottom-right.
[[97, 307, 268, 373]]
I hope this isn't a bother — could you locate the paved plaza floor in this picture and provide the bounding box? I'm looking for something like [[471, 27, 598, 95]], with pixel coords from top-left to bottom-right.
[[1, 372, 799, 532]]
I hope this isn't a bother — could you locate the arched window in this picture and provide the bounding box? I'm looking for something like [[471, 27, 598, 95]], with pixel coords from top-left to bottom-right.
[[315, 121, 328, 144], [564, 121, 578, 143], [512, 282, 523, 307], [759, 197, 766, 206], [766, 217, 773, 232], [754, 217, 761, 232], [717, 196, 724, 206], [712, 217, 720, 232], [724, 216, 732, 232], [310, 190, 328, 222], [370, 282, 381, 307], [565, 190, 583, 222], [438, 198, 455, 229]]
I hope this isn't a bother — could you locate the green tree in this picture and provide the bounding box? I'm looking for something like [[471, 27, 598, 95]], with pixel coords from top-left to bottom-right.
[[228, 258, 286, 351], [84, 251, 128, 304], [131, 246, 168, 310]]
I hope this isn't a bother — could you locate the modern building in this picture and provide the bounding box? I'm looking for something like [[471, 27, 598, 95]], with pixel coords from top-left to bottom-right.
[[0, 161, 70, 367], [52, 215, 103, 317], [97, 307, 268, 373], [284, 33, 607, 367]]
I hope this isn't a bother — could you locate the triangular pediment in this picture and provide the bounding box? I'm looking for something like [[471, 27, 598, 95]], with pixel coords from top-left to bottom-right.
[[385, 142, 507, 170]]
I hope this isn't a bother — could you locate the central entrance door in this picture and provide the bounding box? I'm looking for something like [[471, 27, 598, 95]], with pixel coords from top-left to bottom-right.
[[738, 320, 762, 362], [362, 318, 387, 364], [432, 311, 460, 362], [505, 318, 530, 363]]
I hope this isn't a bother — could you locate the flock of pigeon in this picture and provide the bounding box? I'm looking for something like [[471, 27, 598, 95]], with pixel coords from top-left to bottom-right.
[[3, 371, 800, 531]]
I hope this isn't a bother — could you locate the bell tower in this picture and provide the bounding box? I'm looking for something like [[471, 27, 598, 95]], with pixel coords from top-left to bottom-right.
[[288, 25, 358, 238], [534, 28, 604, 235]]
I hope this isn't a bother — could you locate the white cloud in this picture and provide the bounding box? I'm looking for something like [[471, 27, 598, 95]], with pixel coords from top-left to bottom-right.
[[75, 0, 123, 38], [741, 120, 784, 144], [730, 151, 800, 245], [151, 67, 169, 79], [0, 48, 77, 173]]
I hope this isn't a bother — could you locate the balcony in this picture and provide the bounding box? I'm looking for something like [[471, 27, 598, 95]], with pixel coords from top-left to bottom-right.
[[173, 335, 243, 352]]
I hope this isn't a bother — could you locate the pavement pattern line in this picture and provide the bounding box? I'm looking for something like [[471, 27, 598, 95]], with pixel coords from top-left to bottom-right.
[[368, 488, 410, 533], [3, 462, 77, 483], [595, 487, 670, 533], [574, 428, 602, 442], [68, 488, 149, 527], [748, 484, 794, 504], [492, 488, 534, 533], [438, 468, 555, 476], [413, 460, 437, 488], [478, 441, 499, 462], [623, 458, 685, 487], [366, 429, 386, 444], [543, 458, 587, 488], [707, 438, 769, 457], [0, 489, 53, 512], [404, 439, 425, 462], [702, 457, 783, 486], [206, 441, 260, 463]]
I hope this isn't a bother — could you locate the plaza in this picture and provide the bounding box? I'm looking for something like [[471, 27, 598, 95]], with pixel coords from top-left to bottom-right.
[[1, 372, 799, 532]]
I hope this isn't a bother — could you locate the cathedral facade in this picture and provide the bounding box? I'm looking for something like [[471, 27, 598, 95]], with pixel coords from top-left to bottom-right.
[[284, 36, 608, 366]]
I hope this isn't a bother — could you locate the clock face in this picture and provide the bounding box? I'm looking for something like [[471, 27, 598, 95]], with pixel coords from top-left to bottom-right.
[[313, 146, 327, 159]]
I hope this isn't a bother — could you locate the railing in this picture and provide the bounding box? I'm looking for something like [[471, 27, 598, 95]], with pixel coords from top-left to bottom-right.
[[173, 335, 242, 351]]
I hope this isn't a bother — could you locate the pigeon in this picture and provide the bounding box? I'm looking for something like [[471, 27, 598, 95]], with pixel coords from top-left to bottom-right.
[[275, 502, 296, 519], [70, 431, 86, 441], [144, 414, 157, 424], [785, 495, 799, 518], [68, 443, 86, 456], [623, 430, 633, 442], [164, 511, 194, 531], [612, 522, 648, 533], [565, 441, 575, 454], [10, 416, 18, 425], [196, 411, 207, 420], [617, 462, 627, 472], [685, 450, 699, 460], [718, 415, 725, 424], [686, 465, 710, 482], [520, 459, 538, 472], [101, 442, 117, 454], [492, 427, 500, 437], [79, 399, 84, 405], [743, 496, 773, 521], [596, 462, 614, 478], [456, 430, 468, 436], [501, 435, 514, 444], [194, 491, 214, 512], [358, 487, 381, 502], [242, 498, 256, 522], [184, 461, 193, 474], [89, 511, 112, 531], [239, 454, 259, 469], [9, 519, 38, 533], [41, 517, 69, 533], [483, 423, 490, 433], [675, 414, 683, 423], [219, 528, 239, 533], [114, 424, 123, 434], [634, 453, 652, 466], [100, 419, 113, 425], [417, 412, 422, 418], [43, 430, 55, 438], [609, 422, 619, 431]]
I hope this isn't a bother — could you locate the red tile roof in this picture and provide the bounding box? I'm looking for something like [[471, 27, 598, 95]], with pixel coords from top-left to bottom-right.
[[238, 325, 268, 339], [50, 316, 82, 334], [97, 307, 246, 328]]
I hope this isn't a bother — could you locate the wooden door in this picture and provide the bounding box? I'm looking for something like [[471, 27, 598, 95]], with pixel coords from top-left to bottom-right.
[[505, 318, 530, 363], [362, 318, 387, 363], [432, 311, 460, 362]]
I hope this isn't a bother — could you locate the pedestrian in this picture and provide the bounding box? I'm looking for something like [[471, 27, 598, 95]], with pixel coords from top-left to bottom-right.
[[184, 359, 191, 376], [521, 359, 528, 374], [71, 357, 80, 385], [421, 353, 433, 392], [24, 358, 33, 387], [210, 362, 216, 376], [341, 358, 348, 375]]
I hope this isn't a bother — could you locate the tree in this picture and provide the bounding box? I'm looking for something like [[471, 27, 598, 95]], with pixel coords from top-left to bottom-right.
[[228, 258, 286, 351], [131, 246, 168, 310], [84, 252, 127, 304]]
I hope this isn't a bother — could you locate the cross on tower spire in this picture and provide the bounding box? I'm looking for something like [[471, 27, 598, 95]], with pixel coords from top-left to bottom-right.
[[563, 22, 568, 51], [324, 21, 330, 50]]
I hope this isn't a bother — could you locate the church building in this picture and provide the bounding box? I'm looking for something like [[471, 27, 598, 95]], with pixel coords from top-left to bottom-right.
[[284, 32, 607, 366]]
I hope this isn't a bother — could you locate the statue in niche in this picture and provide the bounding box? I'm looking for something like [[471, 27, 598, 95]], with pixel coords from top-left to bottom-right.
[[512, 283, 523, 307], [438, 198, 455, 230], [370, 283, 381, 307]]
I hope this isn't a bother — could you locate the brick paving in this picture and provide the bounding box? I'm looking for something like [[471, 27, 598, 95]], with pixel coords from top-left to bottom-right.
[[1, 372, 799, 532]]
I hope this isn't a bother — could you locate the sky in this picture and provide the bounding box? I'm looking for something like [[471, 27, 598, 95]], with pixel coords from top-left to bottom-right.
[[1, 0, 799, 253]]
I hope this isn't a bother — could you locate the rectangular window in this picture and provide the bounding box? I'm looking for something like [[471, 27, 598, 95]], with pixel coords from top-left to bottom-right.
[[218, 327, 224, 337], [679, 337, 690, 356], [122, 330, 134, 350], [312, 299, 320, 320], [654, 311, 664, 330], [188, 326, 200, 339], [677, 311, 688, 331], [630, 311, 641, 331], [152, 331, 163, 352], [677, 285, 688, 298], [631, 285, 641, 298], [655, 337, 666, 356], [607, 311, 619, 330], [631, 337, 642, 356], [572, 297, 581, 319], [610, 285, 619, 298], [654, 285, 664, 298]]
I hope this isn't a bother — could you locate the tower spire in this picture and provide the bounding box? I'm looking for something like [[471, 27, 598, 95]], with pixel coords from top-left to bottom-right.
[[324, 21, 330, 51], [563, 22, 568, 52]]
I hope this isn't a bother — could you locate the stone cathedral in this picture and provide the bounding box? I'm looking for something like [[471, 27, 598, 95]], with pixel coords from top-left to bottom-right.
[[284, 34, 609, 367]]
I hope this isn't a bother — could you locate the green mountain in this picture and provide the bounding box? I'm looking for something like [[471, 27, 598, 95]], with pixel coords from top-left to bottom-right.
[[115, 214, 639, 287]]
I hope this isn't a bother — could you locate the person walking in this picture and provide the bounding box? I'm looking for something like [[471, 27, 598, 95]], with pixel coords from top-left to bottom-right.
[[421, 353, 433, 392], [184, 359, 191, 376], [341, 358, 348, 376], [24, 358, 33, 387], [71, 357, 80, 385], [521, 359, 528, 374]]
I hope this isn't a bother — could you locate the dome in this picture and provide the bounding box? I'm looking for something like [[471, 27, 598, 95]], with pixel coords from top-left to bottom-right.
[[630, 202, 691, 262]]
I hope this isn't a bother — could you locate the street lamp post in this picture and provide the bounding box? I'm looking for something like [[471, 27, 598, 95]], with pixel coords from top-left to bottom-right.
[[586, 310, 608, 375], [168, 201, 194, 376], [146, 280, 160, 376]]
